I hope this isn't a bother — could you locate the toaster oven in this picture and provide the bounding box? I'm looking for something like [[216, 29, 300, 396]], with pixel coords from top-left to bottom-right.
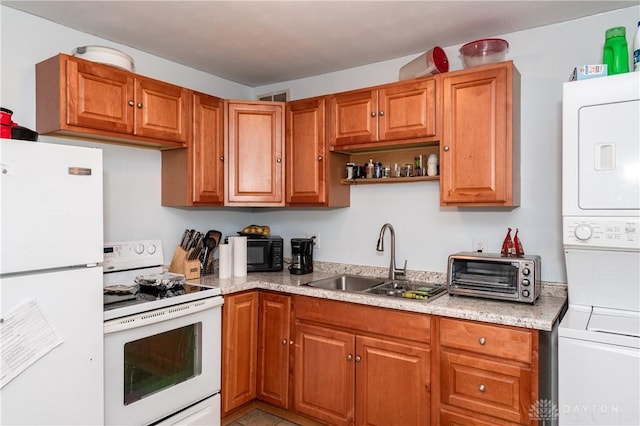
[[447, 252, 541, 303]]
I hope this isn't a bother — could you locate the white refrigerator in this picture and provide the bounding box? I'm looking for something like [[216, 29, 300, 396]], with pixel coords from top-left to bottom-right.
[[0, 139, 104, 425]]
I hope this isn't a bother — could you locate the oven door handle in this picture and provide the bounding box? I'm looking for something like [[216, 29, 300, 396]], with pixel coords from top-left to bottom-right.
[[104, 296, 223, 334]]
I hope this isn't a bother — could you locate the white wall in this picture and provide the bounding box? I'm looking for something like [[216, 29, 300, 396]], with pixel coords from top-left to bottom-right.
[[253, 6, 640, 282], [0, 6, 256, 257], [2, 5, 638, 281]]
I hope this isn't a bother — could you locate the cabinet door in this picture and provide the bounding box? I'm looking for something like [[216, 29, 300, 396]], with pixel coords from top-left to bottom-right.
[[331, 89, 378, 146], [226, 101, 285, 206], [441, 63, 517, 206], [134, 75, 189, 143], [192, 92, 224, 204], [378, 79, 437, 141], [66, 56, 134, 133], [257, 293, 291, 408], [286, 97, 327, 205], [222, 292, 258, 414], [294, 323, 354, 426], [355, 336, 430, 426]]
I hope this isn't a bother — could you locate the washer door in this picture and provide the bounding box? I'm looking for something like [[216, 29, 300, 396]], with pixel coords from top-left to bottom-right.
[[559, 334, 640, 425]]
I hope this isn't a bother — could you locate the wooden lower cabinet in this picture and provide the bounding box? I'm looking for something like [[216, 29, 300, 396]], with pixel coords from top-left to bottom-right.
[[294, 323, 355, 425], [355, 336, 430, 426], [257, 292, 291, 408], [292, 296, 431, 426], [437, 317, 538, 425], [222, 291, 259, 415]]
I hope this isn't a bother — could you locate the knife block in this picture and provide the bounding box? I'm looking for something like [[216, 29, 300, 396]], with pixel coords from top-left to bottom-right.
[[168, 246, 201, 279]]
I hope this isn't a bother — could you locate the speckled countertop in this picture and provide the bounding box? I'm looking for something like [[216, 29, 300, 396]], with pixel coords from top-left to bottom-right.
[[189, 261, 567, 332]]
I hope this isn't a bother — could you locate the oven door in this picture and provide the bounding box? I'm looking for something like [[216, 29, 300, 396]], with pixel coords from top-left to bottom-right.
[[104, 297, 223, 425]]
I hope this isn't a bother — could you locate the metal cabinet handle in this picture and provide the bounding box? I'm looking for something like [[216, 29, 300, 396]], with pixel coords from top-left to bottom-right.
[[276, 157, 282, 163], [355, 355, 361, 362], [370, 112, 376, 117], [128, 100, 135, 107], [478, 384, 486, 392], [219, 156, 224, 161], [443, 145, 450, 152], [1, 168, 7, 175], [281, 339, 288, 345], [347, 354, 353, 361], [478, 337, 486, 345], [137, 102, 143, 109], [378, 110, 384, 117], [317, 155, 323, 161]]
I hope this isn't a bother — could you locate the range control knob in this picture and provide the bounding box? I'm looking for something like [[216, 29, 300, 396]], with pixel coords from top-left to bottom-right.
[[522, 268, 531, 276], [147, 244, 157, 255], [134, 244, 145, 254], [574, 224, 593, 241], [522, 289, 530, 298]]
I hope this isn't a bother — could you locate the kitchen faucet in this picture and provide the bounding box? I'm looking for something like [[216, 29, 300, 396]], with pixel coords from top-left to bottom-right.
[[376, 223, 407, 281]]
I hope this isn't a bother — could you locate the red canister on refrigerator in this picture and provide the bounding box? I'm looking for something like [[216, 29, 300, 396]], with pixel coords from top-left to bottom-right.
[[1, 107, 16, 139]]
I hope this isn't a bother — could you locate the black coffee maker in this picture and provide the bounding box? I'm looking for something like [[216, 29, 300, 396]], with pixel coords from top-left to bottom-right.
[[290, 238, 313, 275]]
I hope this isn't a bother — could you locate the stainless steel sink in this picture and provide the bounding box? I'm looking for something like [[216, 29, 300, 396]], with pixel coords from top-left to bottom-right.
[[364, 281, 447, 300], [304, 274, 385, 292]]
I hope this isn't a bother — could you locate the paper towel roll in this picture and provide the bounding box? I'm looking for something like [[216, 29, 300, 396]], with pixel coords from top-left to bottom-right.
[[218, 244, 232, 279], [230, 236, 247, 277]]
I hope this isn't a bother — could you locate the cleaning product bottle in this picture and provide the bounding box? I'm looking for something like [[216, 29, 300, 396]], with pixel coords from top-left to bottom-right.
[[603, 26, 629, 75], [633, 21, 640, 72]]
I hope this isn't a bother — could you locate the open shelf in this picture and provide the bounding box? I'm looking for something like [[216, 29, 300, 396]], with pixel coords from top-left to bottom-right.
[[340, 175, 439, 185]]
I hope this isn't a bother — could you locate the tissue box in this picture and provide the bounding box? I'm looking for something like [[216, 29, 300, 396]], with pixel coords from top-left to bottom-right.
[[570, 64, 608, 81]]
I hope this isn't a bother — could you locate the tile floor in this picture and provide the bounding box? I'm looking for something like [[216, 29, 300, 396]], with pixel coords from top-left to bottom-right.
[[227, 409, 301, 426]]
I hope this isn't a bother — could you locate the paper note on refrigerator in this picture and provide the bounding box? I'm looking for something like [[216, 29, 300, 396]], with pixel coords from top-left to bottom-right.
[[0, 299, 63, 388]]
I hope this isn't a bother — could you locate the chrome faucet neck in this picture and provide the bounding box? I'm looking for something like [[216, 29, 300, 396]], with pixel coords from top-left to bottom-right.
[[376, 223, 406, 281]]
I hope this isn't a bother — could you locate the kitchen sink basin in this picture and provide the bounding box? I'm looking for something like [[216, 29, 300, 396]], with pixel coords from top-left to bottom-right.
[[304, 275, 446, 302], [364, 281, 447, 300], [304, 274, 385, 292]]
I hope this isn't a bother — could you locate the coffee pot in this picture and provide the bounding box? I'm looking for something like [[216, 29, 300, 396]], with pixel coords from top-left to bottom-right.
[[290, 238, 313, 275]]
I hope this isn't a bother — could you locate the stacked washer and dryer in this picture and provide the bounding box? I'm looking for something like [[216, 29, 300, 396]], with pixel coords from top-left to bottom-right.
[[560, 72, 640, 425]]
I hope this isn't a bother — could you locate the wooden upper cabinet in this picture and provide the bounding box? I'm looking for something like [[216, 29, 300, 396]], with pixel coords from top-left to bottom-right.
[[191, 93, 224, 204], [440, 61, 521, 207], [36, 53, 188, 148], [225, 100, 285, 206], [286, 97, 350, 207], [133, 75, 189, 143], [65, 56, 134, 133], [330, 78, 438, 151], [378, 78, 437, 141], [161, 92, 224, 206]]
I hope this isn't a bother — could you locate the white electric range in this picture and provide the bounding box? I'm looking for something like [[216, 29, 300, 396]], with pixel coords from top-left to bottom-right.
[[102, 240, 223, 426]]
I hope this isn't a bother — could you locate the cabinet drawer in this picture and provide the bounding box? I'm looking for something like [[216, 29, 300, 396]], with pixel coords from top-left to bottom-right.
[[439, 318, 532, 363], [440, 350, 532, 424]]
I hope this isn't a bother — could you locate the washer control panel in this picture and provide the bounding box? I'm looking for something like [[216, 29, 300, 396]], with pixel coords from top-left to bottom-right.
[[563, 217, 639, 250]]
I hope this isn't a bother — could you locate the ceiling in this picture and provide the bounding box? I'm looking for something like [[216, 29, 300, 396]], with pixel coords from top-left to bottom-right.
[[4, 1, 637, 87]]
